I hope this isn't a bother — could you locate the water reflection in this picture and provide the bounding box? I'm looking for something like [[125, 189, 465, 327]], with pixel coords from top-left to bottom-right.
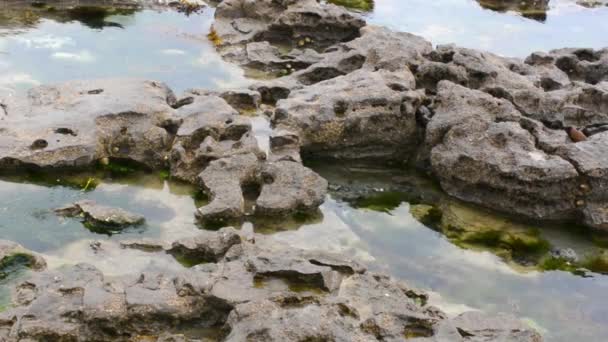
[[477, 0, 550, 22], [2, 163, 608, 340], [370, 0, 608, 57], [0, 7, 248, 94]]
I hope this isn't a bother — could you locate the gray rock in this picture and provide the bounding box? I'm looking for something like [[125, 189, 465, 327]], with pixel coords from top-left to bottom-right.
[[0, 232, 541, 341], [169, 227, 242, 263], [0, 78, 175, 171], [55, 200, 145, 230], [274, 69, 422, 160], [196, 153, 327, 225], [429, 82, 582, 221]]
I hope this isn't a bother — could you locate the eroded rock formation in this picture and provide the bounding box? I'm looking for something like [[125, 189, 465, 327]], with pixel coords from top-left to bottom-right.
[[0, 231, 543, 341]]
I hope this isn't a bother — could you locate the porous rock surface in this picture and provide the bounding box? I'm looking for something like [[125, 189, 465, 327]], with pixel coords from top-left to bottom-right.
[[0, 230, 542, 341], [0, 79, 327, 225], [207, 0, 608, 230]]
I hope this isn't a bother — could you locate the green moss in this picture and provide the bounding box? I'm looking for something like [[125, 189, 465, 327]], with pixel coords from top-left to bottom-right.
[[327, 0, 375, 11], [0, 253, 35, 280], [172, 253, 208, 268], [539, 257, 577, 272], [354, 191, 411, 213], [409, 204, 443, 228], [158, 169, 171, 180], [97, 159, 141, 176], [438, 201, 551, 264], [581, 252, 608, 274]]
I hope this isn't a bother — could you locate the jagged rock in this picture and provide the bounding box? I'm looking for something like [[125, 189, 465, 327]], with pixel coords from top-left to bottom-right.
[[196, 153, 262, 225], [213, 0, 365, 53], [268, 129, 301, 162], [169, 227, 242, 263], [169, 90, 263, 183], [255, 160, 327, 216], [549, 48, 608, 85], [426, 81, 608, 229], [0, 78, 176, 171], [196, 153, 327, 225], [55, 200, 145, 230], [429, 84, 579, 221], [274, 69, 422, 160], [0, 232, 542, 341]]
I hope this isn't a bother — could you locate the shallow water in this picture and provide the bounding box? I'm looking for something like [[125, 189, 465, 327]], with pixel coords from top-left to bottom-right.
[[1, 2, 608, 342], [0, 8, 247, 95], [370, 0, 608, 57]]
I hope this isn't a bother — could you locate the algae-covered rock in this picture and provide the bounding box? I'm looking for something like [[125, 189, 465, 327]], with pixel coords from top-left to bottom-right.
[[327, 0, 375, 11], [415, 201, 550, 263], [0, 240, 46, 278]]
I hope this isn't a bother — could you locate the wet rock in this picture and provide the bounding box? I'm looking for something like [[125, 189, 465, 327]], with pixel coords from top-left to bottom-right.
[[447, 311, 543, 341], [477, 0, 550, 22], [0, 240, 46, 274], [274, 69, 422, 160], [169, 227, 242, 264], [0, 232, 542, 341], [0, 78, 175, 171], [55, 200, 145, 230], [213, 0, 365, 52], [550, 248, 579, 263]]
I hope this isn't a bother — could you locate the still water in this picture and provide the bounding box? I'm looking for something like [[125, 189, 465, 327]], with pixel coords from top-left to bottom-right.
[[1, 1, 608, 341]]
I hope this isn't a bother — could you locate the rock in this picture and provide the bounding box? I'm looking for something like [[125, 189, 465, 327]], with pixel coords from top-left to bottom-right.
[[0, 240, 46, 274], [446, 311, 543, 341], [427, 82, 584, 222], [196, 153, 262, 225], [550, 248, 579, 263], [168, 227, 242, 264], [476, 0, 550, 22], [0, 78, 176, 171], [169, 90, 263, 183], [0, 232, 542, 341], [55, 200, 145, 231], [255, 160, 328, 217], [274, 69, 422, 160], [196, 153, 327, 225]]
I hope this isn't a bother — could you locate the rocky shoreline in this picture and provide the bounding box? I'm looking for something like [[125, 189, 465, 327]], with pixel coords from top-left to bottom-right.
[[1, 0, 607, 340]]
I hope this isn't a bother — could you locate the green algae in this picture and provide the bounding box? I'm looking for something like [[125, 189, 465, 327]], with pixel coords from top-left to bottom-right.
[[355, 191, 413, 213], [414, 201, 551, 265], [0, 253, 36, 280], [581, 252, 608, 274], [327, 0, 375, 11]]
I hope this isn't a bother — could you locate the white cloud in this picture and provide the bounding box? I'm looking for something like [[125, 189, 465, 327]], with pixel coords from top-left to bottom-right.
[[160, 49, 187, 55], [12, 34, 75, 50], [51, 50, 95, 63]]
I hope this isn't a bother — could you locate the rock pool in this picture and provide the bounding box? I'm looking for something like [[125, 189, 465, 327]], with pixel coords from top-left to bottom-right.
[[1, 1, 608, 341]]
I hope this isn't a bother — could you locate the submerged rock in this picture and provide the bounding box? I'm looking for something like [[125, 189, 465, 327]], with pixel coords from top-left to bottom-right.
[[55, 200, 145, 231], [0, 232, 543, 341], [0, 240, 46, 275]]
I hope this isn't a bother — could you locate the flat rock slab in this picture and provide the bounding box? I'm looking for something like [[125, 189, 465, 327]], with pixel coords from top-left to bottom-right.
[[55, 200, 145, 231]]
